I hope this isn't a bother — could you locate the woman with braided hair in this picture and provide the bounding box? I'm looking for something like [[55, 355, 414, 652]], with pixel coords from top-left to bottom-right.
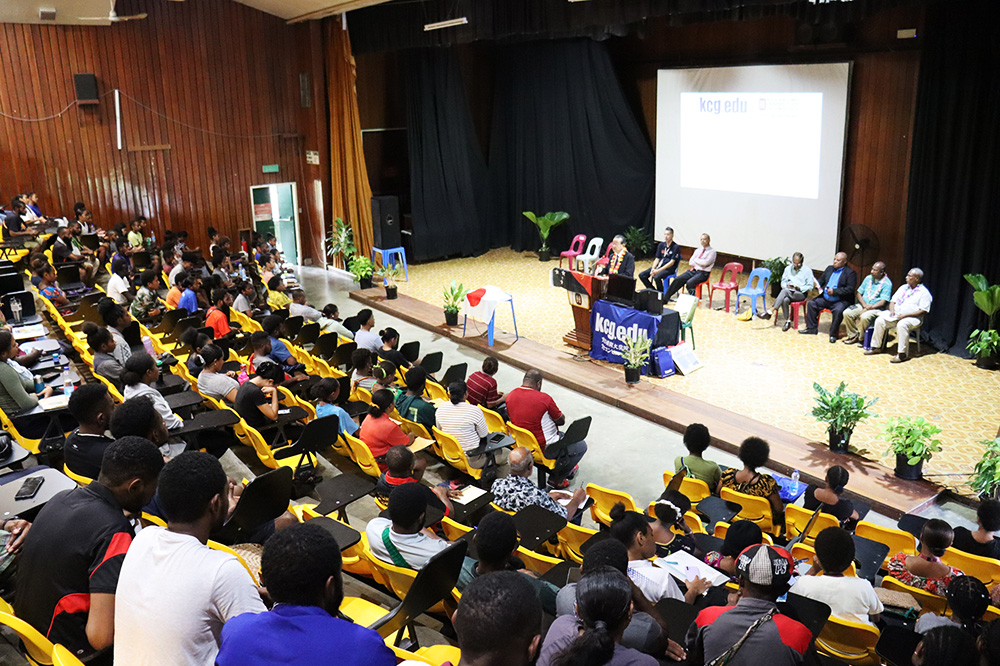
[[803, 465, 860, 527]]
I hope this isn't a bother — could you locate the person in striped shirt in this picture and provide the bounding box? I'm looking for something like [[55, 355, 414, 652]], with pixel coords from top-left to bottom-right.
[[466, 357, 506, 418], [436, 380, 509, 476]]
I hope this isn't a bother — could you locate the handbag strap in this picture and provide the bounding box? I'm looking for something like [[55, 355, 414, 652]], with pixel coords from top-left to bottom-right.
[[381, 527, 412, 569], [707, 607, 777, 666]]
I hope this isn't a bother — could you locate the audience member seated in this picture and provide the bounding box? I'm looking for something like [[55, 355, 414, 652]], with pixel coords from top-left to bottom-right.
[[182, 329, 213, 377], [395, 366, 437, 434], [64, 383, 117, 480], [373, 446, 451, 516], [168, 251, 196, 286], [886, 518, 964, 596], [437, 380, 510, 474], [231, 279, 256, 315], [457, 511, 559, 615], [803, 465, 860, 527], [719, 436, 784, 533], [686, 545, 812, 666], [704, 520, 764, 582], [234, 361, 302, 441], [365, 483, 450, 570], [177, 274, 200, 313], [3, 197, 39, 238], [916, 575, 990, 636], [216, 523, 394, 666], [842, 261, 892, 344], [801, 251, 858, 342], [319, 304, 354, 338], [453, 570, 543, 666], [648, 497, 697, 557], [790, 526, 883, 625], [123, 352, 183, 431], [866, 267, 934, 363], [673, 422, 721, 491], [196, 344, 240, 403], [165, 271, 185, 309], [114, 452, 267, 665], [16, 437, 163, 665], [506, 368, 587, 490], [129, 269, 162, 321], [662, 233, 716, 303], [126, 218, 145, 250], [266, 275, 291, 311], [596, 234, 636, 279], [350, 348, 377, 391], [0, 329, 53, 419], [353, 308, 382, 352], [109, 397, 170, 452], [106, 258, 132, 306], [52, 225, 95, 284], [377, 327, 415, 370], [638, 227, 681, 292], [492, 447, 584, 520], [911, 625, 978, 666], [37, 263, 70, 307], [98, 298, 134, 366], [310, 378, 359, 436], [205, 289, 238, 343], [952, 499, 1000, 560], [608, 503, 710, 604], [287, 289, 322, 323], [769, 252, 819, 329], [466, 356, 506, 415], [260, 316, 298, 368], [372, 361, 398, 395], [359, 389, 414, 468]]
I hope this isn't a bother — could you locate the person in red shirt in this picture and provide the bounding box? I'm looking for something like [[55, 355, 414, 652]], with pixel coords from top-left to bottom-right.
[[205, 289, 245, 351], [359, 389, 414, 471], [505, 368, 587, 489], [466, 357, 507, 418]]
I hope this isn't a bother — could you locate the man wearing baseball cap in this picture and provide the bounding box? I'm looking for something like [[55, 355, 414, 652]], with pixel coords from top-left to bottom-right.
[[685, 544, 813, 666]]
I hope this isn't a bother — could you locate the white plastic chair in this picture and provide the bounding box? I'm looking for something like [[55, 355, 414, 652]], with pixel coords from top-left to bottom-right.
[[577, 237, 604, 273], [676, 294, 699, 348]]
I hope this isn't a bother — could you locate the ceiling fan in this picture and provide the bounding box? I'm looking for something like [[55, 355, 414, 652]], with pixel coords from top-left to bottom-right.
[[79, 0, 147, 22]]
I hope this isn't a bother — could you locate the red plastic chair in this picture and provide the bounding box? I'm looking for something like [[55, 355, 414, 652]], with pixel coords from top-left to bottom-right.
[[559, 234, 587, 269], [709, 262, 744, 313], [775, 299, 809, 329], [594, 244, 615, 272]]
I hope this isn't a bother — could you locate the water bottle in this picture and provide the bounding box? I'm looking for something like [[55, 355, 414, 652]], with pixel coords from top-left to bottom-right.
[[790, 469, 800, 494], [51, 351, 60, 365], [62, 366, 75, 396], [33, 375, 44, 394], [9, 298, 22, 325]]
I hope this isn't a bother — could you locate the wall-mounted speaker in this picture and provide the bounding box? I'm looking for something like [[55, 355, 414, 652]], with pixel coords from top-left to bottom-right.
[[74, 74, 99, 105]]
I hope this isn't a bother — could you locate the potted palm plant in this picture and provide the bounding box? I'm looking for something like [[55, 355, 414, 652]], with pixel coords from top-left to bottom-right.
[[523, 211, 569, 261], [964, 274, 1000, 369], [762, 257, 790, 298], [442, 280, 467, 327], [348, 256, 375, 290], [622, 335, 652, 384], [811, 382, 878, 453], [325, 217, 356, 270], [883, 416, 942, 481], [970, 437, 1000, 500], [378, 265, 401, 300]]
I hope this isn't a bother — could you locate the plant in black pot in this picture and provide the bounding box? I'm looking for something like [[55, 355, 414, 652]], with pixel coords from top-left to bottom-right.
[[811, 382, 878, 454], [325, 217, 356, 270], [762, 256, 789, 299], [378, 265, 401, 300], [970, 437, 1000, 500], [622, 335, 652, 385], [523, 211, 569, 262], [883, 416, 942, 481], [623, 226, 654, 259], [964, 273, 1000, 369], [442, 279, 467, 327], [348, 256, 375, 290]]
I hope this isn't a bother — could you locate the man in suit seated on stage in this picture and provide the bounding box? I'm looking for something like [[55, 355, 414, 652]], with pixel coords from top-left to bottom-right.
[[800, 251, 858, 343], [597, 235, 635, 279]]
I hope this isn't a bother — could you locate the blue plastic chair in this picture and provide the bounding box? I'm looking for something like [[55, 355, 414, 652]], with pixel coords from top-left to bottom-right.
[[659, 273, 678, 294], [372, 246, 408, 282], [736, 267, 771, 317]]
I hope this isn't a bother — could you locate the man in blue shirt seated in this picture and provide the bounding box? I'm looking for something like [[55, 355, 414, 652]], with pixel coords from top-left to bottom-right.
[[216, 522, 395, 666], [800, 251, 858, 343]]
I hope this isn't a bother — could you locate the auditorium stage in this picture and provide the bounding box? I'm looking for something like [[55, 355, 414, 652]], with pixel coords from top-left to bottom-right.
[[351, 285, 943, 518]]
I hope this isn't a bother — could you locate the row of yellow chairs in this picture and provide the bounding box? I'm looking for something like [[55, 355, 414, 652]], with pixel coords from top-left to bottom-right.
[[0, 597, 85, 666]]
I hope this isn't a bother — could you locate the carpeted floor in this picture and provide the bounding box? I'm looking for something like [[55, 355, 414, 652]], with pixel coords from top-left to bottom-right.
[[387, 248, 1000, 495]]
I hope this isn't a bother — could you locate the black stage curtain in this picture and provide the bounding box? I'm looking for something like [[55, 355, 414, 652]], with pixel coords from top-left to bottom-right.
[[405, 48, 490, 262], [487, 39, 655, 253], [903, 0, 1000, 355]]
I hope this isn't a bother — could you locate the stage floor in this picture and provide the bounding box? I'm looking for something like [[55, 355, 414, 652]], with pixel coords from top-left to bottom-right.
[[384, 247, 999, 496]]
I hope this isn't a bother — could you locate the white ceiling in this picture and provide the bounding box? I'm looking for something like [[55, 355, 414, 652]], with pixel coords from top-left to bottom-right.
[[0, 0, 393, 26]]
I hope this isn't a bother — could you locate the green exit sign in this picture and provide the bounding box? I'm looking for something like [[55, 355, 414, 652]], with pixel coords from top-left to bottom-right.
[[262, 164, 279, 173]]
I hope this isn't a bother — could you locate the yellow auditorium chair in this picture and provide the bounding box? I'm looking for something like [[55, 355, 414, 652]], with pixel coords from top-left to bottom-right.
[[432, 426, 482, 481], [480, 406, 508, 434], [942, 547, 1000, 587], [53, 645, 86, 666], [63, 464, 94, 487], [586, 483, 637, 528], [344, 433, 382, 479], [719, 486, 781, 537], [0, 598, 55, 665], [556, 522, 599, 564], [440, 516, 472, 541], [881, 576, 948, 616], [855, 520, 917, 568], [516, 546, 563, 576], [815, 615, 881, 666], [713, 521, 774, 545], [662, 470, 712, 504], [784, 504, 839, 545], [507, 422, 557, 483]]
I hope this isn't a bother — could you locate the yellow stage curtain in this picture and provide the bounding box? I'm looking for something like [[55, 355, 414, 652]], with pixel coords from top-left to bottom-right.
[[327, 21, 373, 262]]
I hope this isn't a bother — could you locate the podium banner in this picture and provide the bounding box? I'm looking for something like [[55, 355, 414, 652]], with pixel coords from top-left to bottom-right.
[[590, 300, 657, 369]]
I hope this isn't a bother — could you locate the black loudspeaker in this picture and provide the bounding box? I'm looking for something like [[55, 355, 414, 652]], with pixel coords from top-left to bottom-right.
[[635, 289, 664, 316], [371, 196, 401, 249], [73, 74, 99, 104]]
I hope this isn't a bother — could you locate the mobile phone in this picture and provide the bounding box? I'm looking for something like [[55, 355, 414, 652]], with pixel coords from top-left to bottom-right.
[[14, 476, 44, 501]]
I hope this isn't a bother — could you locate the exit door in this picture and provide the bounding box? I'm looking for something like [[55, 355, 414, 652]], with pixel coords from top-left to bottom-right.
[[250, 183, 300, 266]]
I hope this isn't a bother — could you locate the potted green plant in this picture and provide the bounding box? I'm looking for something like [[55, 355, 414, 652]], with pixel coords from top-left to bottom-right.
[[964, 273, 1000, 369], [970, 437, 1000, 500], [811, 382, 878, 453], [348, 256, 374, 290], [883, 416, 942, 481], [442, 279, 467, 326], [377, 265, 401, 300], [523, 211, 569, 261], [622, 335, 652, 384], [325, 217, 356, 270], [623, 226, 653, 259], [762, 257, 790, 298]]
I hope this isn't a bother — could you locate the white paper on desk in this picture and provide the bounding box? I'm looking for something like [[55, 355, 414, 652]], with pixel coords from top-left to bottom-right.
[[451, 485, 487, 504], [38, 395, 70, 411], [11, 324, 45, 340], [655, 551, 729, 587]]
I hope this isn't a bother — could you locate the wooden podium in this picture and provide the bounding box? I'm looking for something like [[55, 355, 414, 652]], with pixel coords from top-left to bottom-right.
[[551, 268, 607, 351]]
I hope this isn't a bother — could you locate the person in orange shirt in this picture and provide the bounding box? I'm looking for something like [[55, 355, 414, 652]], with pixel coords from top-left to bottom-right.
[[205, 289, 245, 351], [165, 270, 186, 309]]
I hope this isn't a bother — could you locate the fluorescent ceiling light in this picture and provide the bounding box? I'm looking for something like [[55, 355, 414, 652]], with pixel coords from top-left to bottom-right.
[[423, 16, 467, 31]]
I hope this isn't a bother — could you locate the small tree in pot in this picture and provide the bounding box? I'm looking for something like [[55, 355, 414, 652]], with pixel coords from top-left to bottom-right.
[[523, 211, 569, 261], [348, 256, 375, 289], [378, 265, 401, 300], [964, 273, 1000, 369], [883, 416, 942, 481], [970, 437, 1000, 500], [442, 279, 467, 327], [622, 335, 652, 384], [325, 217, 356, 270], [811, 382, 878, 453]]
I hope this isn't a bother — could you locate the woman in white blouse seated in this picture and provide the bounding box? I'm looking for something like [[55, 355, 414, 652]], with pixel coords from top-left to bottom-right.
[[122, 352, 183, 431], [195, 344, 240, 404]]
